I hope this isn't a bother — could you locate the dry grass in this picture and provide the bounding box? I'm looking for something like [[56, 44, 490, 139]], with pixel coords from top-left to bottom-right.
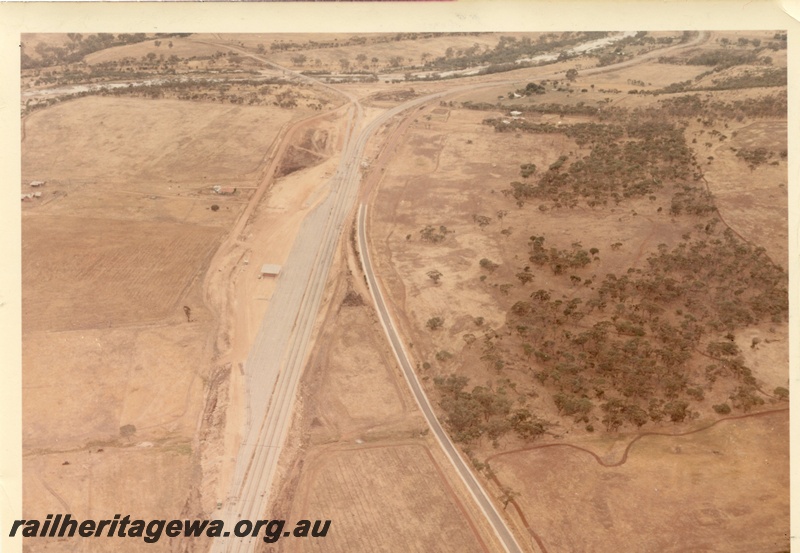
[[24, 445, 195, 552], [286, 445, 487, 553], [23, 320, 210, 451], [22, 215, 222, 332], [492, 411, 789, 553], [221, 32, 545, 71], [22, 97, 296, 185], [696, 118, 788, 266], [84, 37, 224, 64]]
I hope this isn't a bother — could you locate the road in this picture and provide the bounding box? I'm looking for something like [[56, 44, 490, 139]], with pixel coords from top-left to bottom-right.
[[209, 31, 708, 553], [356, 204, 526, 553]]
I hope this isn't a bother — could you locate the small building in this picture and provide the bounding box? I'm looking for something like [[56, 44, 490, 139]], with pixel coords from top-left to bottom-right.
[[509, 110, 522, 117], [21, 193, 33, 202], [30, 180, 45, 187], [260, 264, 282, 277], [212, 185, 237, 195]]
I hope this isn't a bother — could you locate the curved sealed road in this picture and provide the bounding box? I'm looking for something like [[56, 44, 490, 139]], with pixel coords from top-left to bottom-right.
[[356, 204, 525, 553]]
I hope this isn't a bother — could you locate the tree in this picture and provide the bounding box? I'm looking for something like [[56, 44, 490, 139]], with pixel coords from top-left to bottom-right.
[[257, 43, 265, 54], [426, 317, 444, 330], [356, 53, 368, 66], [516, 272, 534, 285], [566, 68, 578, 81], [427, 269, 443, 284], [168, 41, 173, 49], [339, 58, 350, 72], [532, 289, 551, 302], [473, 214, 492, 228], [434, 374, 469, 398], [479, 258, 499, 271], [499, 487, 520, 509], [520, 163, 537, 178], [154, 40, 162, 48], [663, 400, 690, 422]]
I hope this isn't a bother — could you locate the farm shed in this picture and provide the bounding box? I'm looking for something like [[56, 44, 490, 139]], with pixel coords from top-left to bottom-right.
[[261, 264, 282, 277]]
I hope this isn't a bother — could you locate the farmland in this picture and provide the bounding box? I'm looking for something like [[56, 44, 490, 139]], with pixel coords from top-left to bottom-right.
[[20, 45, 337, 552], [23, 215, 222, 332], [18, 27, 789, 553]]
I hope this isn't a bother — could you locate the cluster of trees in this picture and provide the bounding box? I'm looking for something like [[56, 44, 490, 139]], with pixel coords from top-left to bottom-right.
[[735, 147, 775, 169], [669, 184, 716, 216], [21, 33, 190, 70], [495, 222, 787, 430], [464, 99, 603, 117], [657, 92, 786, 121], [659, 48, 762, 69], [434, 375, 548, 445], [427, 228, 784, 434], [22, 33, 146, 69], [701, 68, 786, 91], [419, 224, 451, 243], [527, 235, 594, 274], [586, 31, 681, 68], [461, 100, 784, 429], [649, 67, 785, 95], [512, 81, 547, 97], [267, 32, 470, 53], [644, 229, 788, 327], [23, 77, 327, 116], [490, 117, 697, 209], [422, 32, 607, 73], [25, 52, 252, 89], [437, 83, 786, 435]]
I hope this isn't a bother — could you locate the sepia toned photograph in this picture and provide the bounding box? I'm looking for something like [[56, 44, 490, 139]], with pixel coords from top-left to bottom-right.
[[5, 4, 795, 552]]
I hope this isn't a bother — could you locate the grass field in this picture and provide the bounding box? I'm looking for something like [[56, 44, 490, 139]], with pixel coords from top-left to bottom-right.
[[22, 215, 223, 332], [24, 445, 195, 552], [22, 97, 295, 185], [490, 411, 789, 553], [20, 68, 306, 553], [286, 445, 488, 553]]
